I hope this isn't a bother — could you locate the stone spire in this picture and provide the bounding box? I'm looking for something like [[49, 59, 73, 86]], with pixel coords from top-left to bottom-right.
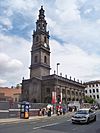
[[38, 6, 45, 20]]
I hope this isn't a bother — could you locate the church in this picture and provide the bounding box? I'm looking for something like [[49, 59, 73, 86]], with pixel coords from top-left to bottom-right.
[[21, 6, 85, 104]]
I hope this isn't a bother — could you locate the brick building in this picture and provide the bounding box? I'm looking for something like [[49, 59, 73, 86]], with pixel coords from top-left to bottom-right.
[[0, 87, 21, 102], [21, 6, 85, 104]]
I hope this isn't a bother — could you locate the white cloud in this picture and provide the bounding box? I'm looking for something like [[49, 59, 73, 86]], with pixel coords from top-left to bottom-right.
[[0, 53, 22, 70], [84, 8, 92, 14], [5, 0, 39, 17], [50, 39, 100, 82], [0, 0, 100, 87], [0, 79, 7, 85], [0, 34, 31, 87], [55, 0, 80, 22], [0, 16, 13, 31]]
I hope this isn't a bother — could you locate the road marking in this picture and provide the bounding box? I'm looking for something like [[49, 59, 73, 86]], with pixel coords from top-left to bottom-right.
[[67, 119, 71, 121], [33, 122, 59, 130]]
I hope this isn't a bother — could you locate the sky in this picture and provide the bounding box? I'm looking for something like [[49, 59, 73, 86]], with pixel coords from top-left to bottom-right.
[[0, 0, 100, 87]]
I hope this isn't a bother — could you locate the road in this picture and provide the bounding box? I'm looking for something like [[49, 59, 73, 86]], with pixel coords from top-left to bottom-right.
[[0, 111, 100, 133]]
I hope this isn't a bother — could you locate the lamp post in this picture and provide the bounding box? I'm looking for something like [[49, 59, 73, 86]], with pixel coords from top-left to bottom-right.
[[57, 63, 60, 104], [57, 63, 60, 76], [52, 63, 60, 114]]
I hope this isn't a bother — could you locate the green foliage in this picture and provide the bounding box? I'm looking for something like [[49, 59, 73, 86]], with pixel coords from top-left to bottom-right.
[[84, 95, 96, 104], [16, 84, 21, 88]]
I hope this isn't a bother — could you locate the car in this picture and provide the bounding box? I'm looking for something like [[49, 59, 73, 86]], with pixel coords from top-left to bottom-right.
[[91, 105, 98, 110], [71, 108, 96, 124]]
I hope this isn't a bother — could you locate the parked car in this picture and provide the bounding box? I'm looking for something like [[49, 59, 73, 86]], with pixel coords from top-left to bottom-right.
[[91, 105, 98, 110], [71, 108, 96, 124]]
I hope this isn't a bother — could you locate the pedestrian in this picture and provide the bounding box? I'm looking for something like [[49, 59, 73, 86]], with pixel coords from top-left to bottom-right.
[[63, 107, 66, 115], [39, 109, 42, 116], [42, 108, 45, 116], [48, 107, 51, 117]]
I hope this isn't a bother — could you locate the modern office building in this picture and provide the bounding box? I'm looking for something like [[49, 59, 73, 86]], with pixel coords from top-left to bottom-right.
[[21, 6, 85, 104]]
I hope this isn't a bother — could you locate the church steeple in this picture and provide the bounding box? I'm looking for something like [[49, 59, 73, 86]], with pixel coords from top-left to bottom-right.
[[36, 6, 47, 32], [30, 6, 50, 79], [39, 6, 45, 20]]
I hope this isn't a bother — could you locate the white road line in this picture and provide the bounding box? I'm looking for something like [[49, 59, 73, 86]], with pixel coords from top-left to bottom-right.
[[33, 122, 59, 130]]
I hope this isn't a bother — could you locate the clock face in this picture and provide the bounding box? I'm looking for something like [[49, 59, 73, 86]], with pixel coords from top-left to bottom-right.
[[44, 43, 48, 48]]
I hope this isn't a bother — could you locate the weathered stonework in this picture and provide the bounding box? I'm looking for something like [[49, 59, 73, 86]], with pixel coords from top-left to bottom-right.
[[21, 6, 85, 104]]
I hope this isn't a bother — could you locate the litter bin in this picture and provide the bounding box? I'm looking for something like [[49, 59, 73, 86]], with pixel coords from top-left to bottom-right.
[[20, 101, 29, 119]]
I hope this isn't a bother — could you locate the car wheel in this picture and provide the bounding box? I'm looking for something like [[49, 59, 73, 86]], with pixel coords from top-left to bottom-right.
[[93, 116, 96, 121]]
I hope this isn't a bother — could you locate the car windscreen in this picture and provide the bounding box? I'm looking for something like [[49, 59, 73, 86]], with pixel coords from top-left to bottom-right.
[[76, 110, 88, 114]]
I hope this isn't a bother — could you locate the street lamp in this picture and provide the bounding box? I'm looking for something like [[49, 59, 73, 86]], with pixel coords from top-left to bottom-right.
[[57, 63, 60, 104], [57, 63, 60, 76], [53, 63, 60, 114]]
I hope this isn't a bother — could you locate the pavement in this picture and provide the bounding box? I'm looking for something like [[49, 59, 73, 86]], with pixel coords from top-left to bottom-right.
[[0, 112, 74, 124]]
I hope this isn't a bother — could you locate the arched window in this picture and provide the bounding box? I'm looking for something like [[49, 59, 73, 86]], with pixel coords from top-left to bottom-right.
[[76, 92, 78, 96], [44, 56, 47, 63], [67, 90, 70, 95], [44, 36, 46, 43], [38, 24, 40, 29], [72, 91, 75, 95], [43, 24, 45, 29]]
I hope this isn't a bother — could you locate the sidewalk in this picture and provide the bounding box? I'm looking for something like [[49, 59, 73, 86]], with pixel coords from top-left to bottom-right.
[[0, 112, 74, 124]]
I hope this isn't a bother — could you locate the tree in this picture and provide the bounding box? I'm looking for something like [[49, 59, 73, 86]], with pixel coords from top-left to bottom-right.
[[16, 84, 21, 89], [84, 96, 96, 104]]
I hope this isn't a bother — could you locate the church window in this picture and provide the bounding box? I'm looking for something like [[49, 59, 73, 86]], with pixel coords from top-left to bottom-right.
[[44, 56, 47, 63], [34, 55, 38, 63], [67, 90, 70, 95], [43, 24, 45, 29], [79, 92, 81, 96], [72, 91, 75, 95], [76, 91, 78, 95]]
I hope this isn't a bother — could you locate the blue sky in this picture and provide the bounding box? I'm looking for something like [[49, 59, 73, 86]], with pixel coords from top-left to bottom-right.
[[0, 0, 100, 87]]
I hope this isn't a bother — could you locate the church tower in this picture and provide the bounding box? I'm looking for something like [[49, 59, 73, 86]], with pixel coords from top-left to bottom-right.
[[30, 6, 50, 79]]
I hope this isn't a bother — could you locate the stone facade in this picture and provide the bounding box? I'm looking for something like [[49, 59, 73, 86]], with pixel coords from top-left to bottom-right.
[[21, 6, 85, 104]]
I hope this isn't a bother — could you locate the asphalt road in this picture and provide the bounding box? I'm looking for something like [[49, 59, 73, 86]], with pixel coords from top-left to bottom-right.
[[0, 111, 100, 133]]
